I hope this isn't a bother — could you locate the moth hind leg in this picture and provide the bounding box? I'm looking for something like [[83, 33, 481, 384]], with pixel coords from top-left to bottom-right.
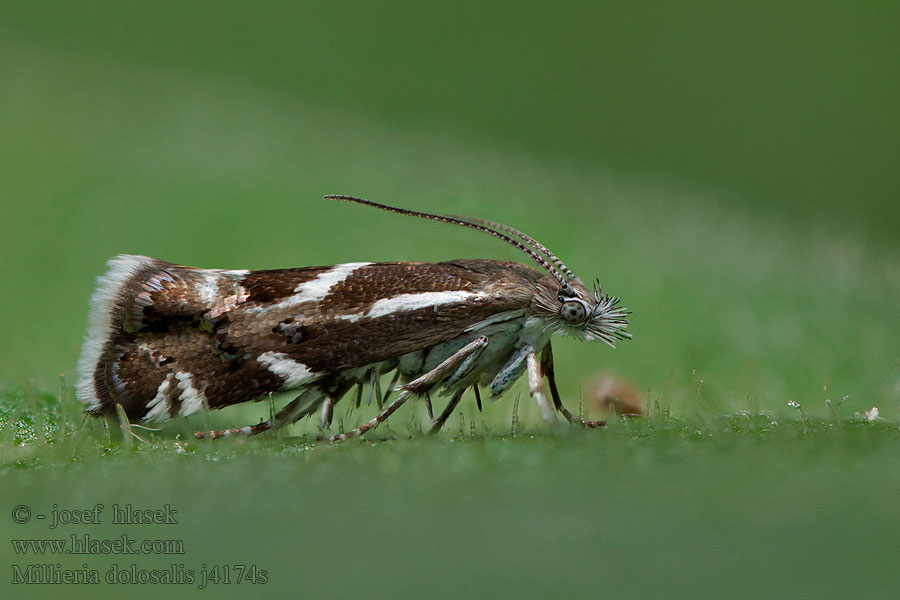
[[103, 403, 152, 445], [193, 420, 273, 440], [428, 388, 465, 434], [194, 387, 328, 440]]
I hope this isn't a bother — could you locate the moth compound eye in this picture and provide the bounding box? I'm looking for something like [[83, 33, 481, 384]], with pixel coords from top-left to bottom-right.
[[560, 300, 588, 325]]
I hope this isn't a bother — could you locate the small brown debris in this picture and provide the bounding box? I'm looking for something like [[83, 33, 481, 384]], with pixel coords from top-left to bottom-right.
[[587, 376, 644, 417]]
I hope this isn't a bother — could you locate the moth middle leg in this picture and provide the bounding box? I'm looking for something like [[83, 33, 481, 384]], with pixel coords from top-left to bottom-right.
[[326, 336, 489, 442]]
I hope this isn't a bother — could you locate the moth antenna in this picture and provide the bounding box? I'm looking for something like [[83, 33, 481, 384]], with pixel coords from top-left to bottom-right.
[[450, 215, 577, 281], [325, 195, 574, 294]]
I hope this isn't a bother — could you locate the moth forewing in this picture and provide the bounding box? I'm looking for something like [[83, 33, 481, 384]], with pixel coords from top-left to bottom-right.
[[76, 196, 629, 440]]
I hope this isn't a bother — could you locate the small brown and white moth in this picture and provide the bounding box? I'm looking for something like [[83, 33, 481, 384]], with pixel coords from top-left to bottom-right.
[[76, 196, 630, 441]]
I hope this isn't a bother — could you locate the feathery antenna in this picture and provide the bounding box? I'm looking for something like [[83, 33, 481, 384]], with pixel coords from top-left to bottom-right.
[[451, 215, 577, 281], [325, 195, 575, 293]]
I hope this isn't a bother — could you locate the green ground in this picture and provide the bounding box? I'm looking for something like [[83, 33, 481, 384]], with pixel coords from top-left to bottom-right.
[[2, 2, 899, 598], [4, 389, 900, 599]]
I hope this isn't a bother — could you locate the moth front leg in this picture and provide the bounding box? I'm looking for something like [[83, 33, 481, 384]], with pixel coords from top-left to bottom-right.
[[327, 336, 489, 442], [526, 349, 558, 424], [540, 343, 605, 428]]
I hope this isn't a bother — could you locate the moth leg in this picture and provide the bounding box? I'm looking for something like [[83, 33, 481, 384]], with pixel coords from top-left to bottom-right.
[[424, 391, 434, 420], [314, 380, 356, 431], [354, 382, 363, 409], [489, 344, 529, 398], [429, 388, 465, 434], [319, 396, 334, 430], [326, 336, 489, 442], [315, 378, 360, 430], [380, 370, 402, 406], [444, 341, 488, 388], [109, 403, 148, 446], [374, 371, 384, 408], [194, 420, 272, 440], [195, 388, 325, 439], [540, 344, 605, 428], [473, 385, 483, 412], [365, 367, 385, 408], [104, 409, 123, 444], [526, 349, 558, 423]]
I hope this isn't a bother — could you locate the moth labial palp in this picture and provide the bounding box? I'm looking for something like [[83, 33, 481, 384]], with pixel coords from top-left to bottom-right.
[[75, 195, 630, 441]]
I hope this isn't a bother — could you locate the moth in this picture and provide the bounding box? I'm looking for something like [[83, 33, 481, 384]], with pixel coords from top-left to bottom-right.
[[76, 196, 630, 441]]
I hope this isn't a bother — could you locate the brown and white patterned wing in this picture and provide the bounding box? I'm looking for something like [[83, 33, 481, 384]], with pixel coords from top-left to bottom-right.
[[76, 256, 540, 421]]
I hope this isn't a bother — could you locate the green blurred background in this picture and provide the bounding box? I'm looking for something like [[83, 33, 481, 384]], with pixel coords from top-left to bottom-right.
[[2, 2, 899, 598]]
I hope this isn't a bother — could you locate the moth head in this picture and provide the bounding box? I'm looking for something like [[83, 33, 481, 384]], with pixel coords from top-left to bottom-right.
[[323, 195, 631, 347], [535, 277, 631, 347]]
